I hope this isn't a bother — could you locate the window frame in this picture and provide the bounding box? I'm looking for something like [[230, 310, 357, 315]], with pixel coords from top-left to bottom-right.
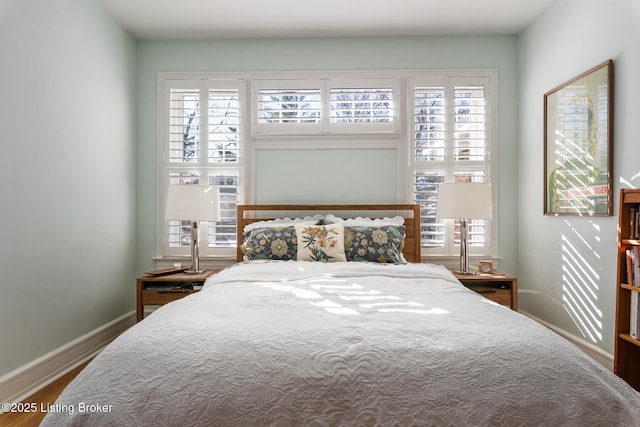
[[408, 71, 497, 260], [157, 76, 245, 259], [156, 70, 497, 263], [251, 77, 400, 135]]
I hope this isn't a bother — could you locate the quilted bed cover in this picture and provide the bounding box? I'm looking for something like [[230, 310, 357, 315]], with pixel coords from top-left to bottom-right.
[[41, 262, 640, 426]]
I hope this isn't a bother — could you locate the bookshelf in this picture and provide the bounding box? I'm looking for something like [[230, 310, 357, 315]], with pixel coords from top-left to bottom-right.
[[615, 189, 640, 391]]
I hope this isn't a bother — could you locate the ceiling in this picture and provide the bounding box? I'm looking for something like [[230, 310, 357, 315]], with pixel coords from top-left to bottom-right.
[[97, 0, 559, 40]]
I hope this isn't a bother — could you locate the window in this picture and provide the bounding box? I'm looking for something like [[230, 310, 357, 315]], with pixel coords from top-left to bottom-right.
[[330, 88, 394, 123], [251, 78, 399, 134], [158, 71, 495, 261], [253, 80, 322, 134], [410, 75, 495, 258], [162, 79, 244, 258], [328, 79, 398, 133]]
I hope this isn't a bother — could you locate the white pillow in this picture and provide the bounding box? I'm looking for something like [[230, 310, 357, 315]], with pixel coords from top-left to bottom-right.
[[324, 214, 405, 227], [243, 214, 324, 232], [294, 223, 347, 262]]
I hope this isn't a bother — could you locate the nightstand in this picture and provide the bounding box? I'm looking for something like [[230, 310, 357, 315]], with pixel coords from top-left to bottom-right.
[[136, 270, 217, 322], [454, 273, 518, 311]]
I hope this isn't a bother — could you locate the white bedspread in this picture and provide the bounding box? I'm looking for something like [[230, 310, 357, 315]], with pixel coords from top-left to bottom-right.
[[41, 262, 640, 426]]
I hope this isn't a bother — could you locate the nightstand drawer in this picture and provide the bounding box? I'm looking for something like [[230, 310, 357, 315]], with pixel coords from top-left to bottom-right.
[[469, 286, 512, 307], [453, 273, 518, 311], [141, 290, 199, 306]]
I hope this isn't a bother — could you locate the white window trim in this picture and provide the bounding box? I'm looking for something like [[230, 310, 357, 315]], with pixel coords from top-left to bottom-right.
[[156, 75, 246, 259], [251, 77, 400, 136], [155, 70, 497, 263], [408, 70, 498, 260], [327, 78, 399, 134], [251, 79, 323, 135]]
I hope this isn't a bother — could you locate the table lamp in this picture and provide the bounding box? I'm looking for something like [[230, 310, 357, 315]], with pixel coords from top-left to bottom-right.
[[436, 182, 492, 275], [165, 185, 220, 274]]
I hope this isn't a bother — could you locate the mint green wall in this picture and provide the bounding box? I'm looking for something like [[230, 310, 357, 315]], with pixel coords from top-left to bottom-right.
[[0, 9, 522, 377], [136, 36, 520, 275], [518, 0, 640, 354], [0, 0, 137, 376], [255, 149, 397, 204]]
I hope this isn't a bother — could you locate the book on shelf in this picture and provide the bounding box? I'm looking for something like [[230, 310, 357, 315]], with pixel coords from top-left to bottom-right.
[[627, 246, 640, 287], [631, 207, 640, 239], [627, 249, 635, 286], [635, 247, 640, 287], [631, 292, 640, 340]]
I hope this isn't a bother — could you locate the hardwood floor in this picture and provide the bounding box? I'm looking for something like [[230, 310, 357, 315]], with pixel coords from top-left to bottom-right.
[[0, 361, 89, 427]]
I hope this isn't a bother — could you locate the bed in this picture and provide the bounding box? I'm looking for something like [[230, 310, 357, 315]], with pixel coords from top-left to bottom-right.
[[41, 204, 640, 426]]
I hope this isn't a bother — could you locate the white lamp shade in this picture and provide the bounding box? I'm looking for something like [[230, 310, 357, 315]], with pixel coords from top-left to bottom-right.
[[165, 185, 221, 222], [436, 183, 492, 220]]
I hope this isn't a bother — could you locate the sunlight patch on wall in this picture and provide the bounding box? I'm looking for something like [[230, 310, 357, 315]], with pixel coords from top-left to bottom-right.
[[561, 220, 603, 343]]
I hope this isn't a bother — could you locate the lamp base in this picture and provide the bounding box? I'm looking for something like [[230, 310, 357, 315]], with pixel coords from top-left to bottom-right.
[[184, 269, 205, 275], [452, 269, 476, 276]]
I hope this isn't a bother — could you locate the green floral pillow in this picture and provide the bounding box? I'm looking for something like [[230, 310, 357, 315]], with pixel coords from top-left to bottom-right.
[[344, 225, 406, 264], [294, 223, 347, 262], [240, 226, 297, 260]]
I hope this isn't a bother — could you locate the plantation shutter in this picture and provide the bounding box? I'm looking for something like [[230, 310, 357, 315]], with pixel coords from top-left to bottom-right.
[[252, 80, 322, 134], [411, 76, 492, 256], [252, 78, 398, 134], [328, 79, 399, 133], [164, 80, 243, 257]]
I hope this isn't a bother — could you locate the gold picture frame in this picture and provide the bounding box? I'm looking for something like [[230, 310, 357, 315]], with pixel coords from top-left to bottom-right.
[[544, 60, 613, 216]]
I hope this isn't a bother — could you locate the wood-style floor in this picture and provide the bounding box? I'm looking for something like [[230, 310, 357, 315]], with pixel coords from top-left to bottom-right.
[[0, 361, 88, 427]]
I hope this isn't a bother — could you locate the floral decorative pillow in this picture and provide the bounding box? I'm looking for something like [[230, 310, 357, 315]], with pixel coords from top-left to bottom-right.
[[240, 226, 297, 260], [294, 223, 347, 262], [344, 225, 406, 264]]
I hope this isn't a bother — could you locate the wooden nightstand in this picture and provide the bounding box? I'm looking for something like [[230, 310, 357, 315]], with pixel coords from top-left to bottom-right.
[[454, 273, 518, 311], [136, 270, 217, 322]]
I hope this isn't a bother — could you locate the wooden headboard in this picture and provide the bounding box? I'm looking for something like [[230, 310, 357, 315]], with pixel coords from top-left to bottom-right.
[[237, 204, 421, 263]]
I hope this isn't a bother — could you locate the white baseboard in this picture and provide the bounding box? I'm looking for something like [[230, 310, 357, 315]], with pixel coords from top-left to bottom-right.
[[520, 310, 614, 371], [0, 311, 136, 408]]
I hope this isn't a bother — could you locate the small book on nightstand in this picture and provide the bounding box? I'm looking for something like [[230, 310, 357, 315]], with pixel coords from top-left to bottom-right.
[[145, 283, 192, 290], [472, 271, 509, 278]]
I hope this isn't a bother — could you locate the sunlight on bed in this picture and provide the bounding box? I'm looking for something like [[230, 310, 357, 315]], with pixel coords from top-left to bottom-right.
[[257, 279, 449, 316], [561, 220, 603, 343]]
